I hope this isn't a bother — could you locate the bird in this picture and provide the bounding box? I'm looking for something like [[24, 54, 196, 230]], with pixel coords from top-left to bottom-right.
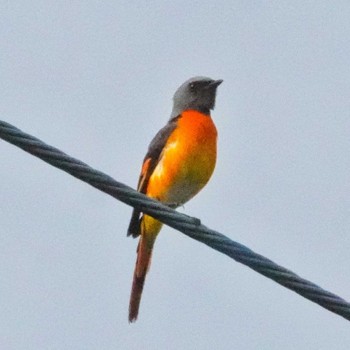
[[127, 76, 223, 322]]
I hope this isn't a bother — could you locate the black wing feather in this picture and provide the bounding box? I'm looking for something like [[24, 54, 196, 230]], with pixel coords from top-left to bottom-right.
[[127, 116, 180, 238]]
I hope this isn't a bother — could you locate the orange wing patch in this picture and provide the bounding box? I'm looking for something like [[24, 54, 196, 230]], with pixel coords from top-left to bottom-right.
[[137, 157, 152, 193]]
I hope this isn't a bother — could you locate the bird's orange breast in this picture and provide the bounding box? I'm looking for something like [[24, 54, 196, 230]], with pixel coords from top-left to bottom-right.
[[147, 110, 217, 205]]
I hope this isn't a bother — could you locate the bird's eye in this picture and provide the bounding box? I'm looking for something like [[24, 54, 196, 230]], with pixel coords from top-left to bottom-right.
[[189, 83, 195, 92]]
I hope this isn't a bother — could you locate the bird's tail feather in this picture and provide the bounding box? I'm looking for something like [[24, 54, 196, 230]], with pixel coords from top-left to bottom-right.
[[128, 230, 154, 322], [128, 215, 162, 322]]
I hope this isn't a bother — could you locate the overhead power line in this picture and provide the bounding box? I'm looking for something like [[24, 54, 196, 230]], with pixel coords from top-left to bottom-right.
[[1, 120, 349, 322]]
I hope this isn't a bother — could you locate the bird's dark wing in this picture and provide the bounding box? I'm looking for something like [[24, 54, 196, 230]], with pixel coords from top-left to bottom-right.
[[127, 116, 180, 237]]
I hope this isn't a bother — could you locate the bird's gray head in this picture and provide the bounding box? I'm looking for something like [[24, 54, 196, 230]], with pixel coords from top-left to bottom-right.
[[171, 76, 223, 118]]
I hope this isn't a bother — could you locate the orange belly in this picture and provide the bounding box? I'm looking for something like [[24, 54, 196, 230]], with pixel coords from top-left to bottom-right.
[[146, 110, 217, 206]]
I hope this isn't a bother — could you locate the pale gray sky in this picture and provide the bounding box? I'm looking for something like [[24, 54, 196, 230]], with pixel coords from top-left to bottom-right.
[[1, 1, 350, 349]]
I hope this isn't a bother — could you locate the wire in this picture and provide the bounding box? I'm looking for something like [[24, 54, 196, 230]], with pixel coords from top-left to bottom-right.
[[1, 120, 349, 321]]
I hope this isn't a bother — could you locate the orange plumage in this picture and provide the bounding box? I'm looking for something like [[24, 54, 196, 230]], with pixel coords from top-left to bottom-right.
[[127, 77, 222, 322], [147, 110, 217, 204]]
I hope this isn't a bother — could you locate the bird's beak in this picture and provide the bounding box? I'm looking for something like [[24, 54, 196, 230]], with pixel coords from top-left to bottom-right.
[[208, 79, 223, 88]]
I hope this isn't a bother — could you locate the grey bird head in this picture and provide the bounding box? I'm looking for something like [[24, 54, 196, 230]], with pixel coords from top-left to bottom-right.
[[171, 76, 223, 118]]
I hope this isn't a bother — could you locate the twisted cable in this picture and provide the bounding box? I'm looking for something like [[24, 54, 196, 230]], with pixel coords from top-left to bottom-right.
[[1, 120, 349, 321]]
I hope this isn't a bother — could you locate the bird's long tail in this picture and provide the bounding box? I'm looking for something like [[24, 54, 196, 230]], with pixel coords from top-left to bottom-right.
[[128, 216, 161, 322]]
